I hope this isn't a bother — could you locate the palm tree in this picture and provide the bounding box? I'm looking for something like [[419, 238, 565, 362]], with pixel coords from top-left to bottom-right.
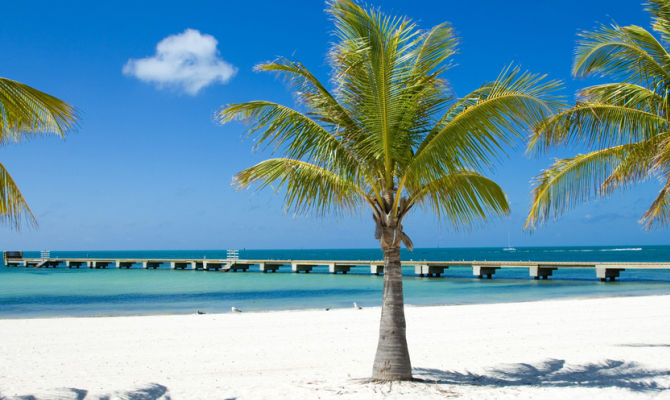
[[219, 0, 561, 381], [0, 77, 77, 228], [526, 0, 670, 230]]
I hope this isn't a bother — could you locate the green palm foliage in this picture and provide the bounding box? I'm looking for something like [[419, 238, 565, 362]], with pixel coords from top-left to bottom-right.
[[0, 77, 77, 228], [526, 0, 670, 230], [220, 0, 561, 381]]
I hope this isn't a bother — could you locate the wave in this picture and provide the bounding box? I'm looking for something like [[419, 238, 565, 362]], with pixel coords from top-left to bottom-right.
[[600, 248, 643, 252], [544, 249, 594, 253], [544, 248, 643, 253]]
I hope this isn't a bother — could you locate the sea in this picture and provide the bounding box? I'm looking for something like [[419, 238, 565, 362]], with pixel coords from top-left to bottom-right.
[[1, 246, 670, 318]]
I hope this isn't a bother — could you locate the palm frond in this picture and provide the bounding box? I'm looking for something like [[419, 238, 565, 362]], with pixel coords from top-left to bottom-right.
[[0, 162, 36, 229], [234, 158, 364, 216], [386, 22, 456, 168], [254, 59, 360, 133], [529, 104, 667, 154], [573, 23, 670, 85], [409, 65, 562, 178], [646, 0, 670, 44], [526, 145, 638, 229], [602, 133, 667, 193], [654, 134, 670, 169], [641, 176, 670, 229], [0, 77, 78, 143], [329, 0, 420, 187], [218, 101, 364, 179], [579, 82, 667, 114], [528, 2, 670, 231], [408, 171, 509, 228], [408, 22, 457, 78]]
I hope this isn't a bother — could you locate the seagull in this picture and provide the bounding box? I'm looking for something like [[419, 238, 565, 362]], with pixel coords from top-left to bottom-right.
[[196, 310, 206, 315], [353, 302, 362, 310], [231, 306, 242, 313]]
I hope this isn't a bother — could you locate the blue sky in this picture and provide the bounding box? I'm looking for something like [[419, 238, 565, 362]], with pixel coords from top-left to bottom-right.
[[0, 0, 667, 250]]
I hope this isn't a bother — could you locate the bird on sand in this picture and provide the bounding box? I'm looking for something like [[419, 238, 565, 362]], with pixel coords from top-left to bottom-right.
[[231, 306, 242, 313], [353, 302, 362, 310], [196, 310, 206, 315]]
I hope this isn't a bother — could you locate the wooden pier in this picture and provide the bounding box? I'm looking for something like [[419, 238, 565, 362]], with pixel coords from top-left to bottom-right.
[[3, 252, 670, 281]]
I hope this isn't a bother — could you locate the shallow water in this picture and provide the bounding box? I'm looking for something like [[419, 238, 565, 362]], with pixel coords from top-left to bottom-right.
[[1, 246, 670, 318]]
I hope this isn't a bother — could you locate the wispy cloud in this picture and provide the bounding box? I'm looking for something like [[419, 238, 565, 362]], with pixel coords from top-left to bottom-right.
[[123, 29, 237, 95]]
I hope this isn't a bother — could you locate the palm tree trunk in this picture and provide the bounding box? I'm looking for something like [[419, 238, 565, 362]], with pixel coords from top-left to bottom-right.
[[371, 244, 413, 380]]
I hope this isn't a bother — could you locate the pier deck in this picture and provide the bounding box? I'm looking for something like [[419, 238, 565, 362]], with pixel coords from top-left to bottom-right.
[[4, 255, 670, 281]]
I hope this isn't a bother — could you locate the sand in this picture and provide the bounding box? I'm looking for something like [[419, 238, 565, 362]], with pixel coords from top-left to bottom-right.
[[1, 295, 670, 399]]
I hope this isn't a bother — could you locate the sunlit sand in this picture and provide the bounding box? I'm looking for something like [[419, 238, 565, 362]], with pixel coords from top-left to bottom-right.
[[1, 295, 669, 399]]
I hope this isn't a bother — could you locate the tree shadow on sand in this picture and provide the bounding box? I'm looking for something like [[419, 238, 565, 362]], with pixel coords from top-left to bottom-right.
[[414, 359, 670, 392], [0, 383, 174, 400]]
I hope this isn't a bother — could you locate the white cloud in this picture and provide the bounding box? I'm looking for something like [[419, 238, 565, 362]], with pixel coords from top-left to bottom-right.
[[123, 29, 237, 95]]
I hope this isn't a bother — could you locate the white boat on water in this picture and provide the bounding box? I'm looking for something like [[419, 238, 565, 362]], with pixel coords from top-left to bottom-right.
[[503, 234, 516, 251]]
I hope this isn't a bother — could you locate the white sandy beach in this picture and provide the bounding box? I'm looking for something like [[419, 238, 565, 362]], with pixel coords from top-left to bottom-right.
[[1, 295, 669, 399]]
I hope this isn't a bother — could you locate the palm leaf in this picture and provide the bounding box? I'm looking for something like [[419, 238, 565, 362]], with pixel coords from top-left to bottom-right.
[[234, 158, 364, 216], [408, 66, 562, 179], [641, 176, 670, 229], [527, 2, 670, 230], [408, 171, 510, 227], [573, 23, 670, 85], [218, 101, 365, 179], [529, 104, 668, 154], [646, 0, 670, 44], [254, 59, 360, 133], [526, 144, 644, 229], [330, 0, 414, 186], [0, 162, 36, 229], [0, 77, 77, 143], [579, 82, 666, 114], [602, 133, 668, 193]]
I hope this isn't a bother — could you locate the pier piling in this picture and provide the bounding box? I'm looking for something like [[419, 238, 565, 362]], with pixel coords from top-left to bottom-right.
[[473, 265, 499, 279], [529, 265, 558, 280], [370, 264, 383, 275], [116, 261, 135, 269], [596, 266, 625, 282], [328, 263, 353, 274], [292, 263, 314, 273]]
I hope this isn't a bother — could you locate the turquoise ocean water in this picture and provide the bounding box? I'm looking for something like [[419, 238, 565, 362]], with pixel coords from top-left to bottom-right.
[[1, 246, 670, 318]]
